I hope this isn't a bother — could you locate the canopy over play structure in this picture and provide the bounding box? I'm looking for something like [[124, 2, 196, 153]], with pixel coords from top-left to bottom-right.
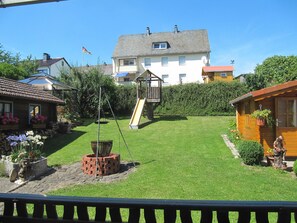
[[129, 70, 163, 129]]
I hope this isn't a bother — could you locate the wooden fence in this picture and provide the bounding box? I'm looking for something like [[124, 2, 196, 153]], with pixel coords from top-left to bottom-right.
[[0, 193, 297, 222]]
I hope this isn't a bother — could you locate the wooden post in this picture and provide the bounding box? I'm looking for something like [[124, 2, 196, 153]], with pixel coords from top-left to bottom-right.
[[146, 103, 154, 120]]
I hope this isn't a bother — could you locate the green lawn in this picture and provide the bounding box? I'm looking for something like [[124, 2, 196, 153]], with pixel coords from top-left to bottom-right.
[[45, 116, 297, 201]]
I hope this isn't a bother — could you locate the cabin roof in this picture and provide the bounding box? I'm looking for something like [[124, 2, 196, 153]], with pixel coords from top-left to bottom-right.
[[202, 66, 234, 73], [230, 80, 297, 105], [0, 77, 65, 104]]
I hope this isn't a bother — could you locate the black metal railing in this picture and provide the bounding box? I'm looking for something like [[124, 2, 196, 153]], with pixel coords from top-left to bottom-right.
[[0, 193, 297, 222]]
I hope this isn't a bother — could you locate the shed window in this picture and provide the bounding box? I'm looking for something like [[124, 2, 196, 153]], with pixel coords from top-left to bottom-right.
[[29, 104, 41, 123], [221, 73, 227, 77], [244, 101, 251, 114], [277, 98, 297, 127], [0, 101, 13, 116]]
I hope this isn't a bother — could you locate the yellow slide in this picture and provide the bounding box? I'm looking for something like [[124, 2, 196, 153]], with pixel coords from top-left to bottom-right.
[[129, 98, 146, 129]]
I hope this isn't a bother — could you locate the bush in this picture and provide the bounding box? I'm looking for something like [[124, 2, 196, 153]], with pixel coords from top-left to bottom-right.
[[238, 140, 264, 165], [293, 161, 297, 176], [0, 162, 6, 177]]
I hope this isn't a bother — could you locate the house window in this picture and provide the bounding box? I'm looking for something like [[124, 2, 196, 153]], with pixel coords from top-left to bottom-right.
[[37, 68, 49, 74], [221, 73, 227, 78], [124, 78, 130, 82], [179, 73, 186, 84], [162, 74, 169, 83], [161, 57, 168, 67], [29, 104, 41, 123], [179, 56, 186, 66], [144, 58, 151, 67], [0, 101, 13, 116], [119, 58, 136, 66], [62, 61, 64, 66], [153, 42, 168, 49]]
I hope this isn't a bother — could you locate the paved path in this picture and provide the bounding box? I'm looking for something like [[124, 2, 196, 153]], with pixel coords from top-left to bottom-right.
[[0, 161, 136, 194]]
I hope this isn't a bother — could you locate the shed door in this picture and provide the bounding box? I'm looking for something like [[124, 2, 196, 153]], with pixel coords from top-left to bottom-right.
[[275, 97, 297, 156]]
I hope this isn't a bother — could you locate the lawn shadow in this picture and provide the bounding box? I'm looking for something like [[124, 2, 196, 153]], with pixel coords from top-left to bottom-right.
[[138, 115, 188, 129], [43, 130, 86, 157]]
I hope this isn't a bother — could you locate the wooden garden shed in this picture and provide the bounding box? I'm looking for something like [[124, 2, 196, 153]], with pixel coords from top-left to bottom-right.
[[0, 77, 65, 131], [230, 80, 297, 157]]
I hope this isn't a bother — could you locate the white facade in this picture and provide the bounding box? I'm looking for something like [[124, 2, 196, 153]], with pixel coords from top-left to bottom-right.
[[112, 28, 211, 86], [138, 54, 209, 86], [37, 58, 71, 77]]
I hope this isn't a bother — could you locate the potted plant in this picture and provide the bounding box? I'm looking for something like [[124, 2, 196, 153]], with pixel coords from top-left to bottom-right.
[[31, 114, 47, 129], [4, 131, 48, 181], [0, 113, 19, 130], [251, 109, 272, 126]]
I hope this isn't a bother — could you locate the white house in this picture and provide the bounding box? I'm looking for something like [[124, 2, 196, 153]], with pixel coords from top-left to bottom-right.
[[112, 26, 210, 86], [37, 53, 71, 77]]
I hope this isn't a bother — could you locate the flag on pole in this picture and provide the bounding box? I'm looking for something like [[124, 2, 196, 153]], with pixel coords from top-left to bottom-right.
[[82, 46, 92, 55]]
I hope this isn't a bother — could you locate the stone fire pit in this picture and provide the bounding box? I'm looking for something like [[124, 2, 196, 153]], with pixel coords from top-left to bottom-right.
[[81, 153, 120, 176]]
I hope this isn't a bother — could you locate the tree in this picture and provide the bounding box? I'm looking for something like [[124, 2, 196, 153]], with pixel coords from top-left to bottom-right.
[[244, 55, 297, 91], [255, 55, 297, 86], [60, 66, 117, 118], [0, 44, 38, 80]]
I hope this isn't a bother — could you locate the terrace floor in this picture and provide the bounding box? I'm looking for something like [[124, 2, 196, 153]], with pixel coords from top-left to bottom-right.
[[0, 161, 136, 194]]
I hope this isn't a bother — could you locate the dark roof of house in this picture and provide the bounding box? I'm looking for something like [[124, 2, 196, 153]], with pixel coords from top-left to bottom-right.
[[76, 64, 113, 75], [230, 80, 297, 105], [0, 77, 65, 104], [37, 57, 71, 68], [113, 29, 210, 58]]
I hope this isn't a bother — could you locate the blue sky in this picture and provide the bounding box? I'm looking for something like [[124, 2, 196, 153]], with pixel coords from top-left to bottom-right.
[[1, 0, 296, 76]]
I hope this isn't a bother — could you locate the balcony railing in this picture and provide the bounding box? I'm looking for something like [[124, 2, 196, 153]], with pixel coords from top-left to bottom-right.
[[0, 193, 297, 222]]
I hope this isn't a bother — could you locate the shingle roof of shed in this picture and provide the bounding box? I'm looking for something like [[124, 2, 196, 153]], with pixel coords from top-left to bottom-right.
[[113, 29, 210, 58], [0, 77, 65, 104]]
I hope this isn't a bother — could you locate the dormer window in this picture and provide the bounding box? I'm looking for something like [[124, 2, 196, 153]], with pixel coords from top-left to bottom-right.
[[153, 42, 168, 49]]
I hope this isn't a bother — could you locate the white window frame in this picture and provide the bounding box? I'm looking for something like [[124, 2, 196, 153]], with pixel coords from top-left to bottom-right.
[[153, 42, 167, 49], [144, 58, 151, 67], [179, 56, 186, 66], [119, 58, 136, 66], [161, 57, 168, 67]]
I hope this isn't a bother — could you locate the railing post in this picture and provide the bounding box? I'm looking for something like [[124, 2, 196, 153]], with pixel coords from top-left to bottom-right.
[[128, 208, 141, 223], [277, 210, 291, 223], [180, 209, 193, 223], [200, 209, 213, 223], [144, 208, 157, 223], [95, 206, 107, 222], [164, 208, 176, 223], [110, 207, 122, 222], [217, 210, 230, 223]]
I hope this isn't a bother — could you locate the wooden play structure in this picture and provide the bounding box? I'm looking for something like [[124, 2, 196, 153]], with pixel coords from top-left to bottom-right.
[[129, 70, 163, 129]]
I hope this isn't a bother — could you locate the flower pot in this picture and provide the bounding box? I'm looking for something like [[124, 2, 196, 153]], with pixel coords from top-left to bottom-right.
[[0, 124, 19, 130], [91, 140, 113, 157], [256, 118, 265, 126], [32, 123, 46, 129]]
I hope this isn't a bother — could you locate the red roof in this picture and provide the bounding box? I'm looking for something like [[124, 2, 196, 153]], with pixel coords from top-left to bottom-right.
[[202, 66, 234, 72], [230, 80, 297, 104]]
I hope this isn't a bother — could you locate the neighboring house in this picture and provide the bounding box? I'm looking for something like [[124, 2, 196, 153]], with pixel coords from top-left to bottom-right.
[[76, 63, 113, 76], [230, 80, 297, 156], [19, 72, 75, 99], [202, 66, 234, 83], [0, 77, 64, 130], [37, 53, 71, 77], [112, 25, 210, 86], [234, 73, 251, 83]]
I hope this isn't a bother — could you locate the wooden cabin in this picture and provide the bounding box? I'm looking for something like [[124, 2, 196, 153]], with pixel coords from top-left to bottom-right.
[[230, 80, 297, 157], [202, 66, 234, 83], [0, 77, 65, 131]]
